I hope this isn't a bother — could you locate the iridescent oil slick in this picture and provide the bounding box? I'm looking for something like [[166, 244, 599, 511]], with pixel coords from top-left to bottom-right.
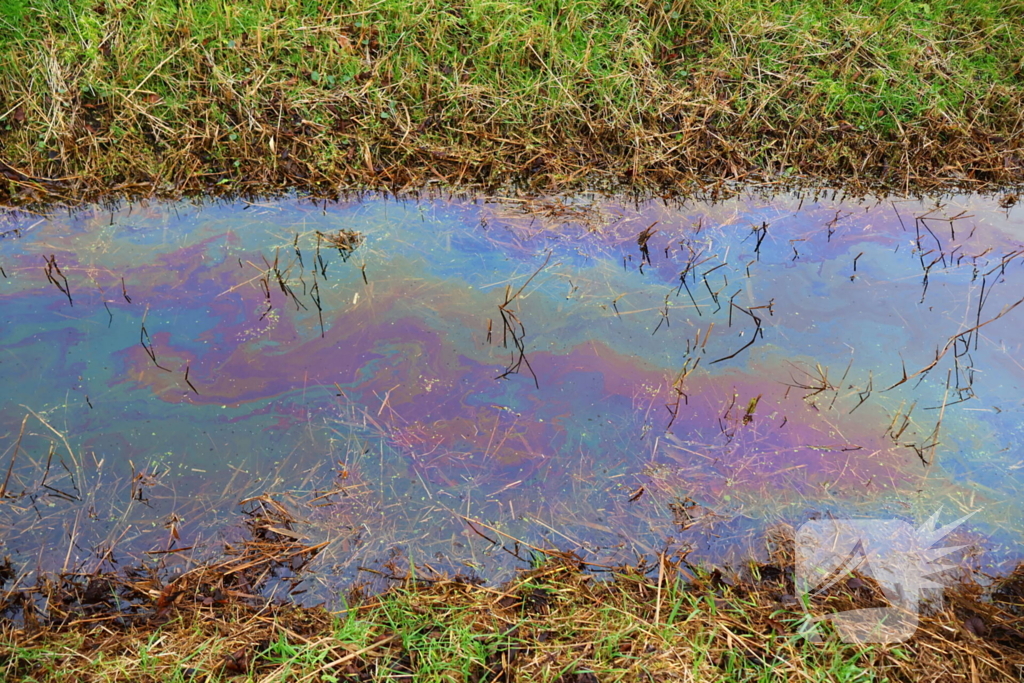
[[1, 193, 1023, 597]]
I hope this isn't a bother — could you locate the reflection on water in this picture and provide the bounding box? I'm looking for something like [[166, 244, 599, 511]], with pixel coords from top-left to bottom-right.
[[1, 192, 1023, 598]]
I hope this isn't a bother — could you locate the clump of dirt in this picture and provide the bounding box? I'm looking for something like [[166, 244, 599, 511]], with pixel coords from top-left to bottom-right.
[[317, 228, 364, 261]]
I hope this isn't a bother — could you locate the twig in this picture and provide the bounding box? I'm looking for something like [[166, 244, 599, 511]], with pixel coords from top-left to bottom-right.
[[0, 414, 29, 498], [710, 303, 763, 365], [885, 296, 1024, 391]]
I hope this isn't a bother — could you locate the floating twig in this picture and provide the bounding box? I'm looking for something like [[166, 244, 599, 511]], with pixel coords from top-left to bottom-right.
[[184, 363, 200, 395], [43, 254, 72, 306], [637, 223, 658, 266], [665, 357, 700, 431], [752, 222, 768, 258], [612, 294, 626, 318], [679, 276, 701, 316], [850, 371, 873, 414], [885, 295, 1024, 391], [310, 273, 325, 338], [652, 294, 670, 336], [710, 303, 763, 365], [0, 414, 28, 499], [315, 232, 328, 278], [495, 251, 552, 388], [140, 306, 172, 372]]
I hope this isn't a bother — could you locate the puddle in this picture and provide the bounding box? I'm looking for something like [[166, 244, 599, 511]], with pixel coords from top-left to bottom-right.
[[2, 192, 1024, 599]]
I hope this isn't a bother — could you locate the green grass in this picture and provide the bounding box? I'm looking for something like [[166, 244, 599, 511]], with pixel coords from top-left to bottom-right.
[[4, 558, 1022, 682], [0, 0, 1023, 201]]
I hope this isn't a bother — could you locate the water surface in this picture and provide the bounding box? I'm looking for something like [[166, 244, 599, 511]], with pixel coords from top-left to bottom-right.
[[2, 192, 1023, 598]]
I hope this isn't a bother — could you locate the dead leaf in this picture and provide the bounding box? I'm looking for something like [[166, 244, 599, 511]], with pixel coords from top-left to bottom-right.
[[964, 616, 987, 637], [221, 646, 249, 673], [335, 33, 355, 53]]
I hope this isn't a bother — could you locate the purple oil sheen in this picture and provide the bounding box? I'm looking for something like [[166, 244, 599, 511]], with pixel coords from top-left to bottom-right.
[[1, 192, 1023, 597]]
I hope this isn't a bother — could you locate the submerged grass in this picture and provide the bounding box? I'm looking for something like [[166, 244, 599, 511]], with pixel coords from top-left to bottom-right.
[[1, 0, 1024, 203], [4, 553, 1024, 682]]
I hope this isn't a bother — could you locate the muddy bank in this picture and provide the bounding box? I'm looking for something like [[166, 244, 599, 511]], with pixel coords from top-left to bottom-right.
[[3, 509, 1024, 683]]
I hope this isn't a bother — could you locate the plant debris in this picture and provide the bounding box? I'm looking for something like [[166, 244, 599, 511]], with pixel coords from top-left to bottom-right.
[[3, 516, 1024, 682]]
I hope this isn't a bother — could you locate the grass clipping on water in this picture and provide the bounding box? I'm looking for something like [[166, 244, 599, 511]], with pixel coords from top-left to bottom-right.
[[1, 0, 1024, 202]]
